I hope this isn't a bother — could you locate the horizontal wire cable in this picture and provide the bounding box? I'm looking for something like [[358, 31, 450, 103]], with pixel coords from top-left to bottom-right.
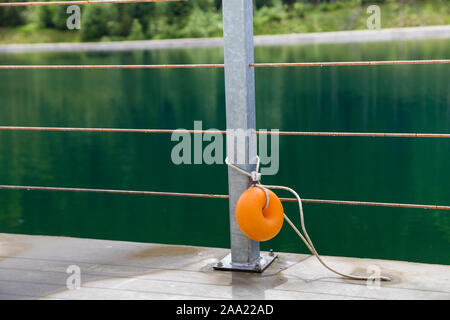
[[0, 0, 182, 7], [279, 197, 450, 210], [0, 185, 229, 199], [0, 64, 223, 70], [0, 126, 226, 134], [0, 185, 449, 210], [276, 131, 450, 138], [251, 59, 450, 67], [0, 60, 449, 70], [0, 126, 449, 138]]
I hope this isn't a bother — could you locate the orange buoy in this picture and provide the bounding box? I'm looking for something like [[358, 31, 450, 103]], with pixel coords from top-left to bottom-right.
[[235, 186, 284, 241]]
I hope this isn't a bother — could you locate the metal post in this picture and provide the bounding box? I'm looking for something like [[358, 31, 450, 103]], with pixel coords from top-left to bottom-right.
[[214, 0, 276, 273]]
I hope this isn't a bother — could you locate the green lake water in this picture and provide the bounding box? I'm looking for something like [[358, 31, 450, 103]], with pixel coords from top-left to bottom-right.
[[0, 39, 449, 265]]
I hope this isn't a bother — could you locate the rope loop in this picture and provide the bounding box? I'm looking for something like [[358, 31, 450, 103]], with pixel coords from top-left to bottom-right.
[[224, 156, 261, 184], [225, 156, 268, 209]]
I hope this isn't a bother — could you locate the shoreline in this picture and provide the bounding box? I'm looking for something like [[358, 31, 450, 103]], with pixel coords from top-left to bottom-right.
[[0, 25, 449, 54]]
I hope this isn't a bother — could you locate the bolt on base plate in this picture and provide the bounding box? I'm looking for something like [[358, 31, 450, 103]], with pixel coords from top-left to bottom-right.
[[213, 251, 277, 273]]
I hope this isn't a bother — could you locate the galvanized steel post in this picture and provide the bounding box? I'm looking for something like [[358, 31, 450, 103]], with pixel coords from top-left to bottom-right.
[[214, 0, 276, 272]]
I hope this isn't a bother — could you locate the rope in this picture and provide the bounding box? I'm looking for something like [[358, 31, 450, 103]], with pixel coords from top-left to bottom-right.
[[0, 59, 449, 69], [1, 126, 450, 138], [225, 158, 391, 281], [0, 0, 182, 7]]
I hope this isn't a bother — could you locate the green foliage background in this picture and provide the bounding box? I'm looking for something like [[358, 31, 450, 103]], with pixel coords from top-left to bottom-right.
[[0, 0, 449, 43]]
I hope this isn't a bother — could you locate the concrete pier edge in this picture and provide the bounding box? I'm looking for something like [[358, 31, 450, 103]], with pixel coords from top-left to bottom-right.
[[1, 233, 449, 300]]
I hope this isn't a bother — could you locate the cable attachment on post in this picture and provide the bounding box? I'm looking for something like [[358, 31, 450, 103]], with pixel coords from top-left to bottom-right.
[[224, 156, 261, 184], [251, 171, 262, 184], [225, 156, 268, 210]]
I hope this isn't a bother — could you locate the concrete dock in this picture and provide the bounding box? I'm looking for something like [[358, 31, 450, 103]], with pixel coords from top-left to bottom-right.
[[0, 233, 449, 300]]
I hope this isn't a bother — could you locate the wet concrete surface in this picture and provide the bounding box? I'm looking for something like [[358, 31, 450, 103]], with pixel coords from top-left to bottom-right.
[[0, 233, 449, 300]]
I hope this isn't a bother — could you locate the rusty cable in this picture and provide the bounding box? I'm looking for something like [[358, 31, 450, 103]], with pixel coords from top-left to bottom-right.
[[0, 64, 223, 69], [251, 59, 450, 67], [0, 126, 449, 138], [0, 0, 182, 7], [0, 60, 449, 70], [0, 185, 448, 210]]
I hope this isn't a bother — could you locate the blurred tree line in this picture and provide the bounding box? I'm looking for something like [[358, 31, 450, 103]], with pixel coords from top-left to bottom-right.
[[0, 0, 441, 42]]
